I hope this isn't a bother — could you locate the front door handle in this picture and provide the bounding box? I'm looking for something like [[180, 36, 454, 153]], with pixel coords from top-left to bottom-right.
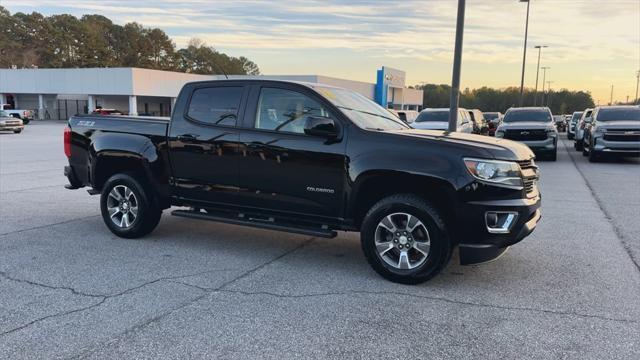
[[177, 134, 199, 141]]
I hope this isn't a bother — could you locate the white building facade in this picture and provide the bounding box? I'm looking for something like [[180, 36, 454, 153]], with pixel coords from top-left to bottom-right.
[[0, 67, 423, 120]]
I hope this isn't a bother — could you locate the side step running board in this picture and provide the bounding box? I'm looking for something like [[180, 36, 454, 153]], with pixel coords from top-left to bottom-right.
[[171, 209, 337, 238]]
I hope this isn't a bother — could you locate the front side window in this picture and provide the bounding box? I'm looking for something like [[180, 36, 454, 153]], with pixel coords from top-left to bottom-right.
[[187, 87, 243, 126], [255, 88, 331, 134]]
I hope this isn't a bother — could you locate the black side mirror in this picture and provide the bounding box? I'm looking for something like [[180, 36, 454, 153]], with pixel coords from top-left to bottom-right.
[[304, 116, 338, 138]]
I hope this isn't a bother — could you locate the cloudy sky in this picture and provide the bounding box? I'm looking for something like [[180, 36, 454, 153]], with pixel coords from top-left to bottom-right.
[[6, 0, 640, 103]]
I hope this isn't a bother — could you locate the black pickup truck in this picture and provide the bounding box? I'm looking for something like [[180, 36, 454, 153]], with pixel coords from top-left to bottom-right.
[[64, 79, 541, 284]]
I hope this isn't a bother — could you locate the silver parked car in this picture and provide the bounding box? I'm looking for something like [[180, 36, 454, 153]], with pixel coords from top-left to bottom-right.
[[411, 108, 473, 133], [582, 106, 640, 161], [574, 108, 593, 151], [567, 111, 583, 140]]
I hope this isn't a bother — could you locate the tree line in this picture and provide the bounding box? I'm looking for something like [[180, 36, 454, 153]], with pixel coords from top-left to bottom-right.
[[0, 6, 260, 75], [414, 84, 595, 114]]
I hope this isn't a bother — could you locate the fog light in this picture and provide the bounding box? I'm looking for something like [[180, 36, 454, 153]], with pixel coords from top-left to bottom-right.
[[485, 211, 518, 234]]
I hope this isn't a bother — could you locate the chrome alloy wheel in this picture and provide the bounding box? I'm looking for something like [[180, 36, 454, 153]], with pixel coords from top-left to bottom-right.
[[374, 212, 430, 270], [106, 185, 139, 228]]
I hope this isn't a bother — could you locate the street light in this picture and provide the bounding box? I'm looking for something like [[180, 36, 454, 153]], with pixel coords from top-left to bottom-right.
[[533, 45, 548, 106], [518, 0, 531, 107], [540, 66, 550, 105]]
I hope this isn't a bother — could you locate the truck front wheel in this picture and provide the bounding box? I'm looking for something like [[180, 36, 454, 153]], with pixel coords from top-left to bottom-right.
[[361, 194, 452, 284], [100, 173, 162, 238]]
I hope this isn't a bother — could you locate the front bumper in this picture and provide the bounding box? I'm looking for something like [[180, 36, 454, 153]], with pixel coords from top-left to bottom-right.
[[456, 192, 542, 265], [0, 124, 24, 131], [593, 136, 640, 155], [519, 137, 557, 153]]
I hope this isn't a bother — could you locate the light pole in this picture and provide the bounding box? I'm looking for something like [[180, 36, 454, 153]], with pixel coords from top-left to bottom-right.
[[540, 66, 550, 105], [448, 0, 466, 132], [518, 0, 531, 107], [609, 85, 614, 105], [635, 70, 639, 104], [533, 45, 548, 106], [546, 81, 553, 107]]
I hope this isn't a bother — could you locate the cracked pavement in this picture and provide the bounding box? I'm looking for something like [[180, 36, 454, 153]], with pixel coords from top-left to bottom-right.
[[1, 122, 639, 359]]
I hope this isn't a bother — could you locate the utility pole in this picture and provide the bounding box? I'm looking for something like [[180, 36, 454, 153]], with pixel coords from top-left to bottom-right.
[[546, 81, 554, 107], [518, 0, 531, 107], [609, 85, 614, 105], [533, 45, 548, 106], [540, 66, 550, 105], [635, 70, 639, 104], [448, 0, 466, 132]]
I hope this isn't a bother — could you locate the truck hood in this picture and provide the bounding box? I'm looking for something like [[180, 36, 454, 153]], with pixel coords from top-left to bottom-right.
[[498, 121, 552, 130], [595, 120, 640, 130], [388, 129, 535, 161], [410, 121, 447, 130]]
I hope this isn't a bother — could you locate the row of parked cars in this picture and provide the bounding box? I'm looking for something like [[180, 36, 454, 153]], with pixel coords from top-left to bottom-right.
[[567, 105, 640, 162], [394, 107, 558, 160]]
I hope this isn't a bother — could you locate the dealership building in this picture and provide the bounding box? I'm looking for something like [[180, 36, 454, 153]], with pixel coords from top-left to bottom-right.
[[0, 66, 423, 120]]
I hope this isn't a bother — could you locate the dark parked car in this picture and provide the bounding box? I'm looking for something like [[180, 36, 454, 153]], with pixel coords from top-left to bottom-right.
[[582, 106, 640, 162], [495, 107, 558, 161], [483, 111, 502, 136], [64, 79, 541, 284]]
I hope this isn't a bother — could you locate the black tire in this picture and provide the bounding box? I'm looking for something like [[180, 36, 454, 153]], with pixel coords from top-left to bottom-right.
[[567, 133, 574, 140], [13, 129, 22, 134], [100, 173, 162, 238], [360, 194, 452, 284], [575, 141, 583, 151], [548, 150, 557, 161], [588, 148, 600, 162]]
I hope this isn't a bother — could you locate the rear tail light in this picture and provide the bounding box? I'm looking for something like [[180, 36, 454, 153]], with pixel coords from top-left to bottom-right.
[[64, 127, 71, 158]]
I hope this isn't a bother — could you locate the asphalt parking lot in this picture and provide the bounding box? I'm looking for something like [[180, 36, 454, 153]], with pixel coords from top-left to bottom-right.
[[1, 121, 639, 359]]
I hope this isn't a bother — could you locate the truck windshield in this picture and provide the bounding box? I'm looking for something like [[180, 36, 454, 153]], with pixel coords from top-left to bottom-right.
[[596, 108, 640, 121], [571, 112, 583, 121], [415, 110, 449, 122], [503, 110, 551, 123], [313, 86, 408, 131]]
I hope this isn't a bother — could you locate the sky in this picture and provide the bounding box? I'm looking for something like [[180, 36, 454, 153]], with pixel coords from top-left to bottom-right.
[[5, 0, 640, 103]]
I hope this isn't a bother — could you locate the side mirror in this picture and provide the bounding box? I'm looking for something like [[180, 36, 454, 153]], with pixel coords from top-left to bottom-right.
[[304, 116, 338, 138], [585, 117, 593, 123]]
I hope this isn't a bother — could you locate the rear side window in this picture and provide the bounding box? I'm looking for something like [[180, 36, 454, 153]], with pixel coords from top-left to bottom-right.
[[187, 87, 243, 126]]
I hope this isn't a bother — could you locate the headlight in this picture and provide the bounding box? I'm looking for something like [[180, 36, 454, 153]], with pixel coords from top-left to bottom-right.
[[463, 158, 523, 189], [495, 130, 505, 138], [546, 127, 557, 136]]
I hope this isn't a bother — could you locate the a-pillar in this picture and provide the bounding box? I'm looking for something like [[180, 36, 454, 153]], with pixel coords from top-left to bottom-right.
[[0, 93, 6, 106], [38, 94, 45, 120], [128, 95, 137, 116], [87, 95, 96, 113]]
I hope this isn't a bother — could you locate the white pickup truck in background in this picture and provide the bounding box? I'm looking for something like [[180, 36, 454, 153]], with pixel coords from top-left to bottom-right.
[[1, 104, 34, 124]]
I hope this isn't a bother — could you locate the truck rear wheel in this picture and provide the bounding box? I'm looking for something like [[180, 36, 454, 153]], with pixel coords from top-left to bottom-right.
[[100, 173, 161, 238], [360, 194, 452, 284]]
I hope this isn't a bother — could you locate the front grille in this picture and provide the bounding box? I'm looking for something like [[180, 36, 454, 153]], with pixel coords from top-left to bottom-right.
[[603, 130, 640, 142], [5, 120, 21, 126], [517, 159, 538, 196], [504, 129, 548, 141]]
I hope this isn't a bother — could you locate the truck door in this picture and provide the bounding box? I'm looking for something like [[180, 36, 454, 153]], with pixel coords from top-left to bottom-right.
[[237, 84, 347, 219], [167, 84, 248, 205]]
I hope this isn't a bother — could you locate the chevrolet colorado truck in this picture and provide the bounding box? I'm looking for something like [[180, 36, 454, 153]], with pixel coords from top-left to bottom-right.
[[64, 79, 541, 284]]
